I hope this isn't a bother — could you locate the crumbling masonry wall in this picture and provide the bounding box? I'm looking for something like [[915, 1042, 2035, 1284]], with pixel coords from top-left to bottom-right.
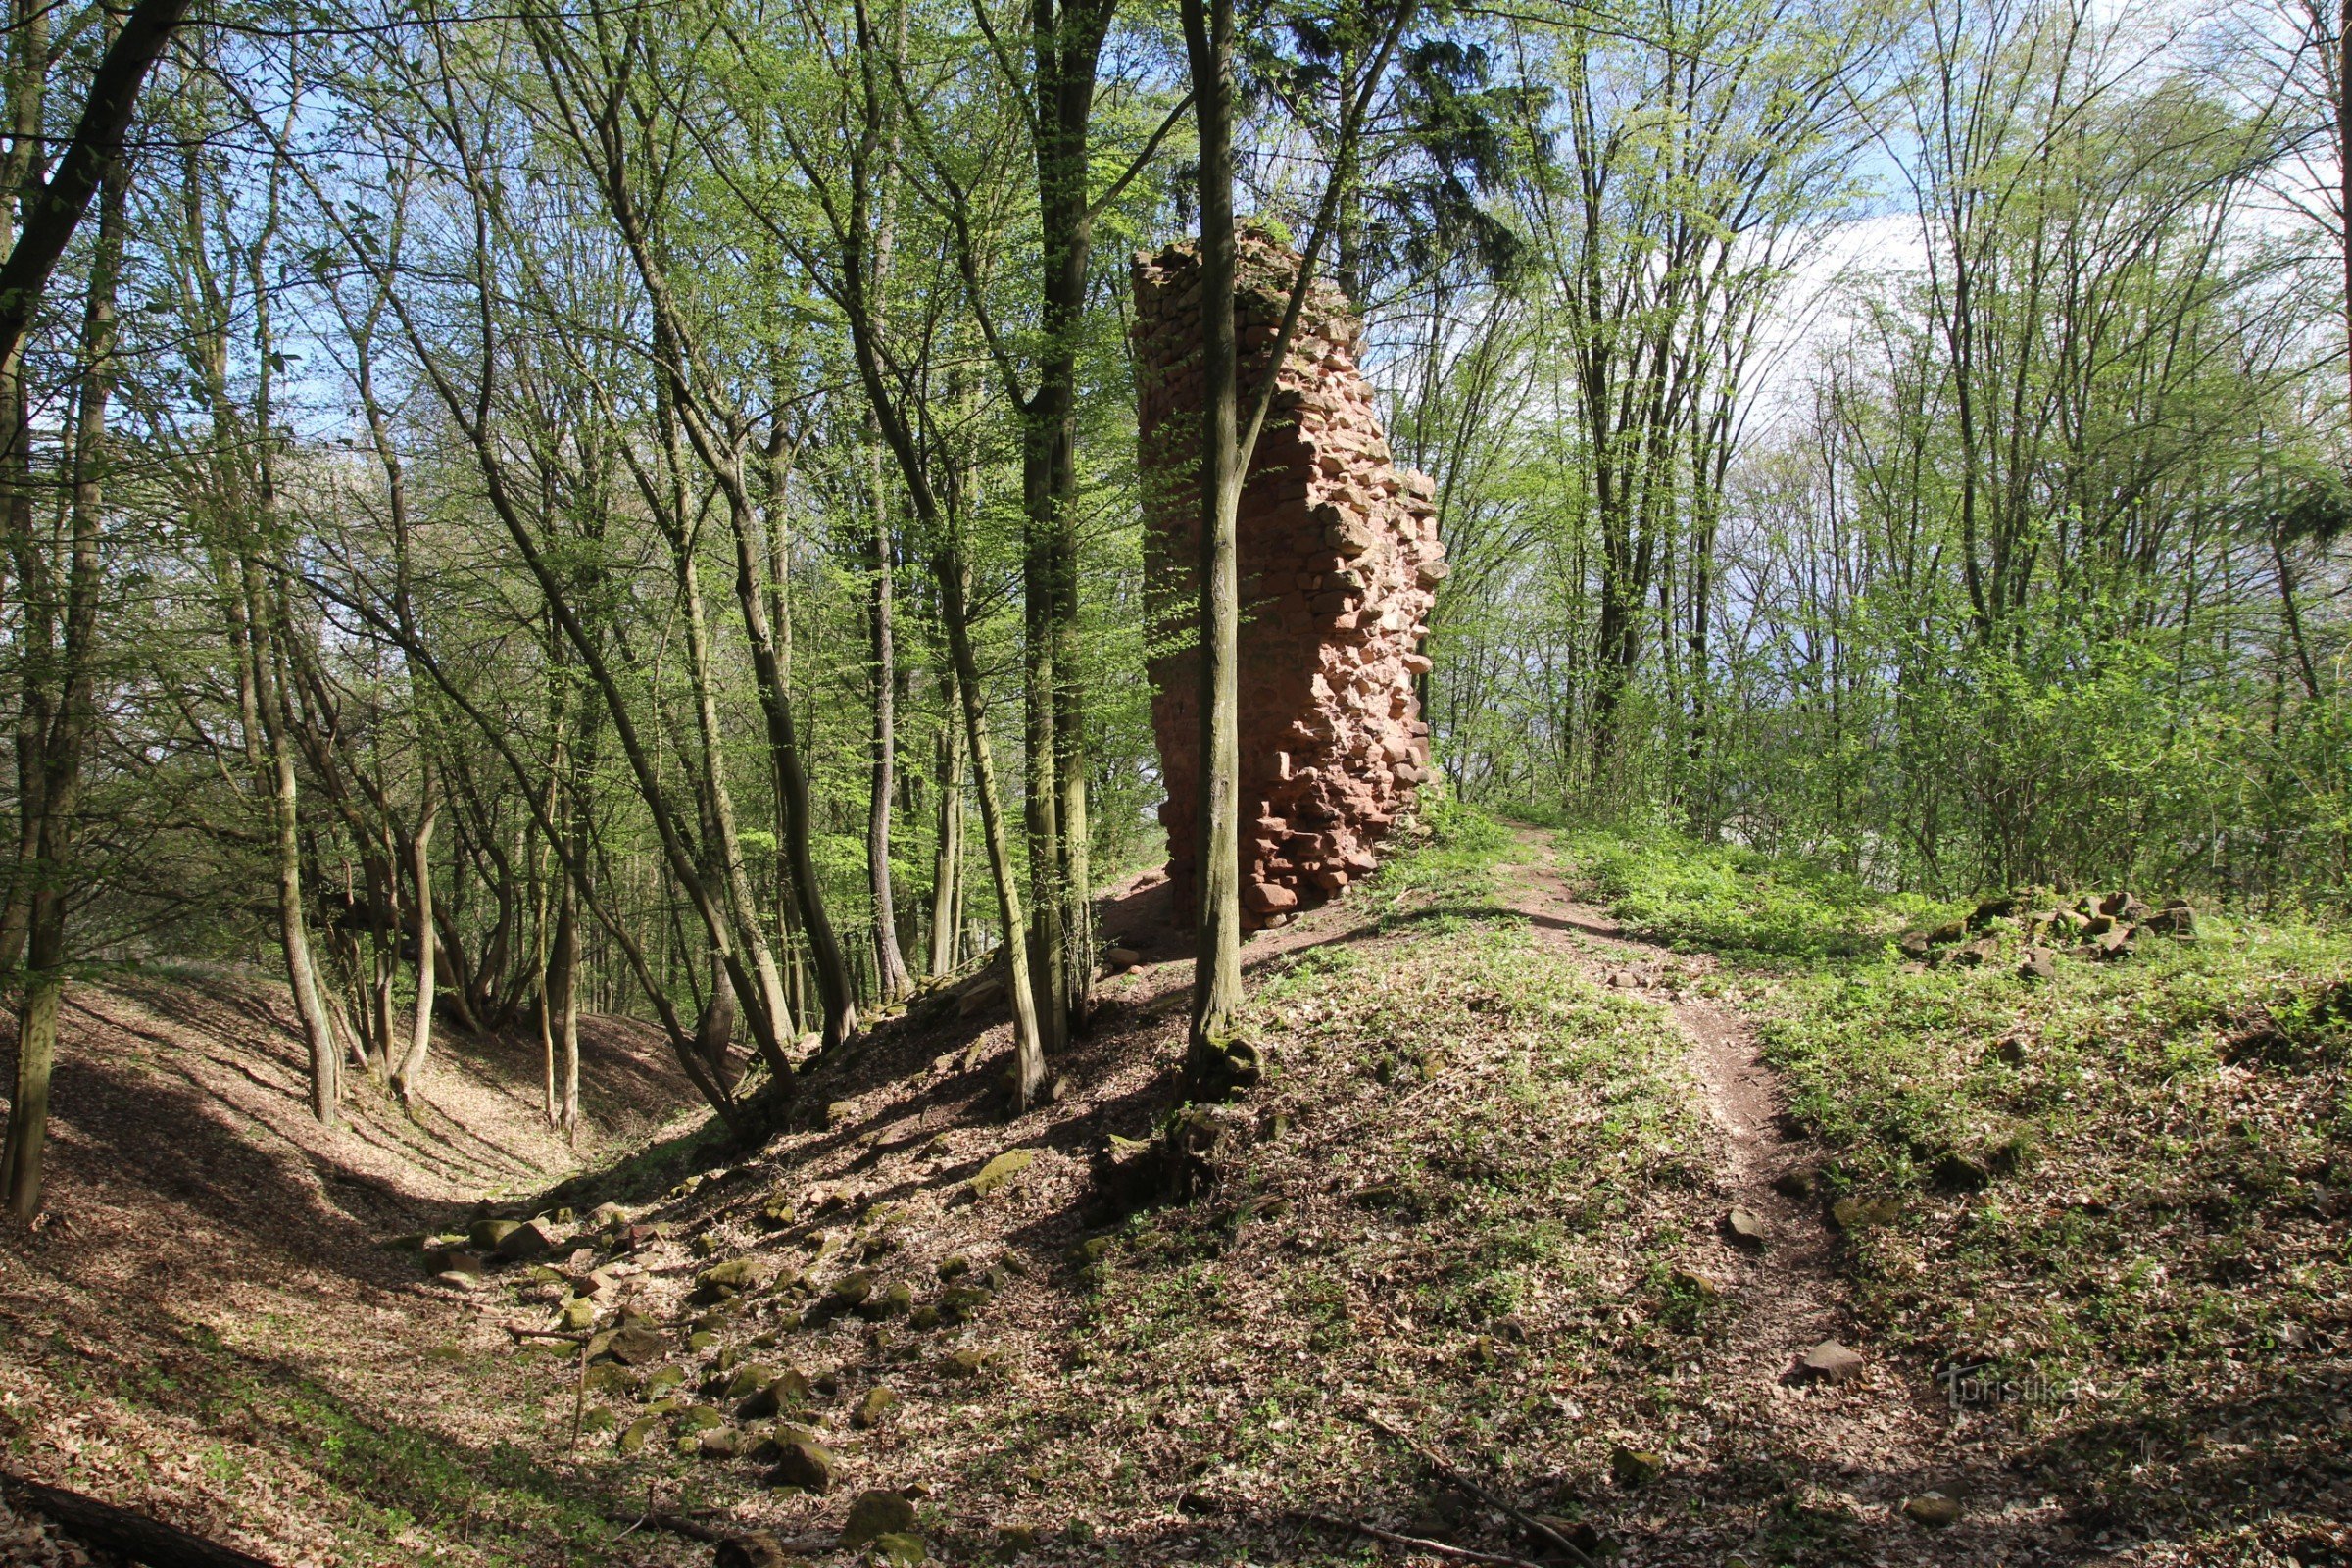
[[1133, 234, 1447, 929]]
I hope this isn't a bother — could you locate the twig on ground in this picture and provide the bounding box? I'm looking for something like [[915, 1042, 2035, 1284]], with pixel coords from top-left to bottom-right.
[[0, 1471, 278, 1568], [1287, 1508, 1552, 1568], [1354, 1408, 1598, 1568], [608, 1509, 828, 1551]]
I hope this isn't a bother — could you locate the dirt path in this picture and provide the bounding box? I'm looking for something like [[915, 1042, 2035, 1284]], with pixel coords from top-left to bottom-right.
[[1496, 830, 1974, 1557]]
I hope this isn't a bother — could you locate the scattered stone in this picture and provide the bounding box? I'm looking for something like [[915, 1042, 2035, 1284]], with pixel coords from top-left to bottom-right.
[[940, 1345, 1000, 1379], [1608, 1446, 1664, 1486], [1967, 896, 2018, 929], [970, 1150, 1035, 1200], [860, 1281, 913, 1320], [1772, 1167, 1819, 1200], [826, 1101, 858, 1128], [702, 1256, 779, 1295], [868, 1533, 927, 1566], [617, 1415, 659, 1454], [2143, 901, 2196, 937], [713, 1533, 791, 1568], [604, 1326, 669, 1366], [1933, 1152, 1991, 1192], [852, 1385, 901, 1429], [997, 1524, 1045, 1553], [557, 1298, 596, 1333], [584, 1362, 639, 1396], [1793, 1340, 1865, 1384], [1668, 1267, 1721, 1299], [675, 1404, 724, 1433], [1829, 1195, 1900, 1233], [432, 1269, 485, 1290], [957, 977, 1006, 1018], [696, 1427, 747, 1459], [1723, 1207, 1770, 1250], [2017, 946, 2055, 981], [725, 1363, 780, 1400], [1950, 935, 2002, 968], [1104, 946, 1141, 970], [826, 1270, 875, 1310], [1993, 1036, 2028, 1066], [1901, 1493, 1962, 1527], [767, 1437, 837, 1493], [737, 1370, 813, 1420], [841, 1491, 918, 1548], [467, 1217, 521, 1251], [937, 1284, 993, 1324]]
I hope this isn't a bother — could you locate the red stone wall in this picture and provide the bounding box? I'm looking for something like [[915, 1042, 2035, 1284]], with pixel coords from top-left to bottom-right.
[[1133, 233, 1447, 929]]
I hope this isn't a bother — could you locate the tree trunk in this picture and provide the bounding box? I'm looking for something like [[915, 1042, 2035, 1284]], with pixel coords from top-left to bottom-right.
[[552, 884, 581, 1135], [391, 789, 439, 1100], [1181, 0, 1247, 1088], [868, 467, 912, 1000], [928, 673, 966, 978], [1021, 464, 1069, 1052], [935, 554, 1048, 1105], [1031, 0, 1115, 1033]]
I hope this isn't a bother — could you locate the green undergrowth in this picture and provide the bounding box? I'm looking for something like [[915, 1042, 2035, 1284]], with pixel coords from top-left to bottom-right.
[[1564, 829, 1953, 962], [1564, 826, 2352, 1557], [1354, 796, 1516, 929]]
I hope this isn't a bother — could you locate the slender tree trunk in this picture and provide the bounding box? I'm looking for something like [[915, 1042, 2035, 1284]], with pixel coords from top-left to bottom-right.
[[729, 467, 857, 1051], [2339, 0, 2351, 417], [1021, 460, 1068, 1051], [1181, 0, 1247, 1086], [1033, 1, 1113, 1033], [935, 553, 1047, 1104], [868, 471, 911, 999], [0, 0, 48, 982], [928, 672, 966, 978], [391, 788, 439, 1100], [553, 884, 581, 1136], [671, 519, 797, 1074]]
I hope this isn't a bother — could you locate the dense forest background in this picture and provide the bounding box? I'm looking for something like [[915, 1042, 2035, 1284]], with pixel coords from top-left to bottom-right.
[[0, 0, 2345, 1161]]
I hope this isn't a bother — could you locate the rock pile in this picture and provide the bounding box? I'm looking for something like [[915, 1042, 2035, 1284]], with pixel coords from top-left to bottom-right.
[[1132, 231, 1446, 928], [1902, 889, 2196, 976]]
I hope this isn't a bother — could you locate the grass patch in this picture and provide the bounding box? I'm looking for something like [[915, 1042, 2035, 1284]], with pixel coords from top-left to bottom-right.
[[1559, 828, 2352, 1559], [1562, 828, 1952, 962]]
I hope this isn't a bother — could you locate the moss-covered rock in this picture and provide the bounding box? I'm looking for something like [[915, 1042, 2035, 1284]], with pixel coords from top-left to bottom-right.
[[841, 1490, 917, 1547], [766, 1437, 837, 1493], [969, 1150, 1034, 1200]]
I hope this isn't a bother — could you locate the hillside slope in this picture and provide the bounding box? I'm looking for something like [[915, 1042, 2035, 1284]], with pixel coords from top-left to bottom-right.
[[5, 820, 2345, 1568], [0, 971, 707, 1565]]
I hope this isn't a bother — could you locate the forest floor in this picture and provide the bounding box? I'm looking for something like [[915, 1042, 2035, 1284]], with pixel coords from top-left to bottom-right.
[[3, 813, 2348, 1568], [0, 968, 709, 1566]]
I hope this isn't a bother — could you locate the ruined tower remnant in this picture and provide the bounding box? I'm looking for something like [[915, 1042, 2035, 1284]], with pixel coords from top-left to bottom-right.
[[1133, 233, 1447, 929]]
